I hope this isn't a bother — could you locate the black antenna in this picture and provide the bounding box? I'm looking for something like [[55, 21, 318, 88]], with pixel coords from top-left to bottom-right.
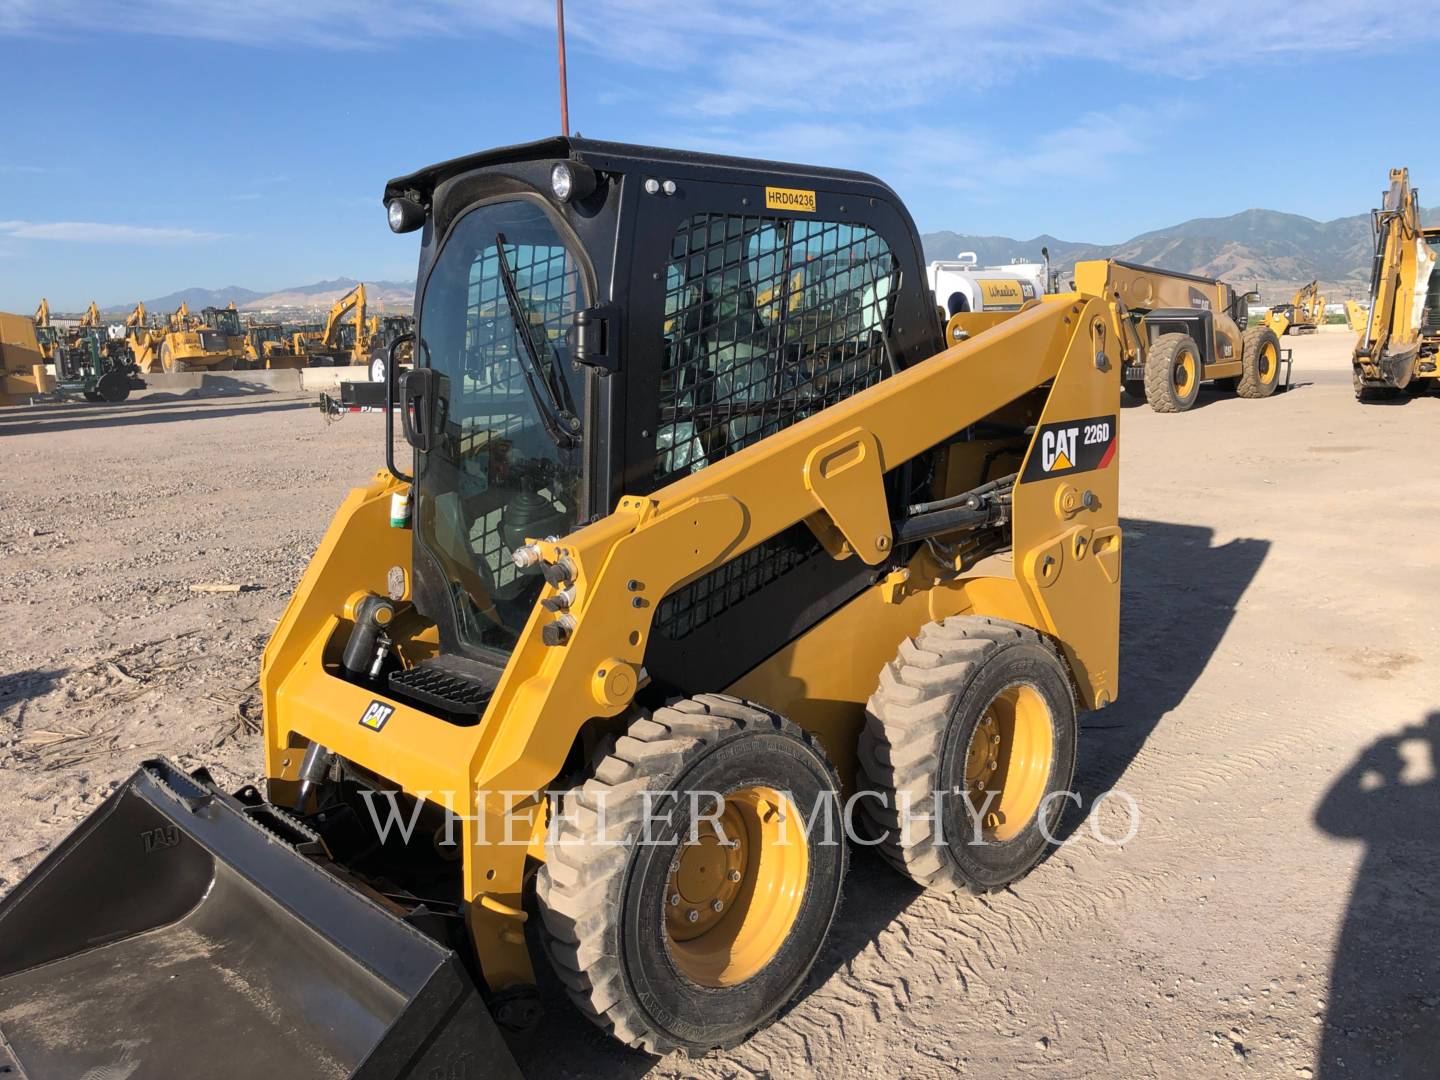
[[556, 0, 570, 136]]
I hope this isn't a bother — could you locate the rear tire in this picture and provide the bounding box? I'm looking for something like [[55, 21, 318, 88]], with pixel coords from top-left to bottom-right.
[[1237, 326, 1280, 398], [1144, 332, 1202, 412], [858, 616, 1078, 893], [537, 695, 846, 1054]]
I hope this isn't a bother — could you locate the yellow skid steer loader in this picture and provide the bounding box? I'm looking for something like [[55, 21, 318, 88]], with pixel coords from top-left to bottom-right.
[[0, 139, 1125, 1077]]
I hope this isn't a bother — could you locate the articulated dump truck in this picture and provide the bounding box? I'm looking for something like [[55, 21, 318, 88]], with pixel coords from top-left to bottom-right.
[[0, 139, 1128, 1078]]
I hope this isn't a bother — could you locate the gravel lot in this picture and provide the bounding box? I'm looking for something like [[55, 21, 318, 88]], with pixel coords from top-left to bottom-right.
[[2, 330, 1436, 1078]]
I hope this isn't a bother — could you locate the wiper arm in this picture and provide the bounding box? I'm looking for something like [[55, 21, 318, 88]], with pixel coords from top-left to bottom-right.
[[493, 233, 581, 449]]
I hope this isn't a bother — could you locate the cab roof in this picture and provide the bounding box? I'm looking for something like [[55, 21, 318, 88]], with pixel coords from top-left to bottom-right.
[[382, 136, 901, 207]]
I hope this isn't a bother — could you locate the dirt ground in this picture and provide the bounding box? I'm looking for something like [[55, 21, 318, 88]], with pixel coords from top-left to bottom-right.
[[2, 331, 1437, 1079]]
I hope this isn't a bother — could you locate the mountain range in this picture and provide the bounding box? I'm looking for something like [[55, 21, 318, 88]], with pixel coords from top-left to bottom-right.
[[101, 277, 416, 316], [921, 206, 1440, 303], [85, 203, 1440, 318]]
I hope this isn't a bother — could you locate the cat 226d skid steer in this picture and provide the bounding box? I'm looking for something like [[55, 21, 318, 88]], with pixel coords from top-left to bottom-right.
[[0, 139, 1125, 1077]]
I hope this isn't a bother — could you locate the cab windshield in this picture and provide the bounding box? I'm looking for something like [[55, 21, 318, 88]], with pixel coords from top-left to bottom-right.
[[204, 308, 241, 335], [415, 197, 586, 655]]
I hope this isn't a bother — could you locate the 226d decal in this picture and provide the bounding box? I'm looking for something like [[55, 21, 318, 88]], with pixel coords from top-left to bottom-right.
[[1019, 414, 1117, 483]]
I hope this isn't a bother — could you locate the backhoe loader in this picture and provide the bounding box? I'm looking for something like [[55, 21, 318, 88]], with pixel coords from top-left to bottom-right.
[[365, 312, 416, 382], [1264, 280, 1325, 336], [31, 298, 60, 361], [0, 139, 1126, 1077], [126, 300, 245, 374], [1352, 167, 1438, 400], [1345, 299, 1368, 332], [242, 321, 311, 369]]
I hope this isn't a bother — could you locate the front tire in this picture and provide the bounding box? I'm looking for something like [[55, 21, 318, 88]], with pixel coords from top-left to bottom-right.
[[537, 695, 846, 1054], [1237, 326, 1280, 398], [858, 616, 1078, 893], [160, 342, 188, 374], [1144, 332, 1202, 412]]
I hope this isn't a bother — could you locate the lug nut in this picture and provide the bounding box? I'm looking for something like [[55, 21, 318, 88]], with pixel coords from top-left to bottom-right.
[[712, 900, 724, 913], [687, 909, 700, 923], [669, 893, 680, 906], [727, 869, 741, 882]]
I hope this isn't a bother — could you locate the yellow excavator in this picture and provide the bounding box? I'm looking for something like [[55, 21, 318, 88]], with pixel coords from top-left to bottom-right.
[[1352, 167, 1439, 400], [0, 139, 1129, 1077], [310, 282, 369, 365], [125, 300, 245, 373], [1264, 280, 1326, 336]]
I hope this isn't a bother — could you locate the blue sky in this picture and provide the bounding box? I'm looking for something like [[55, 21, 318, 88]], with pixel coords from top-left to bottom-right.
[[2, 0, 1437, 310]]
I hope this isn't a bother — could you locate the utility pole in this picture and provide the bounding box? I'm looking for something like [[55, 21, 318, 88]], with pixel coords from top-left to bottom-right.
[[556, 0, 570, 136]]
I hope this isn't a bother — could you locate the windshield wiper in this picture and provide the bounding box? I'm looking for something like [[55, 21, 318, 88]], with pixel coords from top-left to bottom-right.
[[493, 233, 581, 450]]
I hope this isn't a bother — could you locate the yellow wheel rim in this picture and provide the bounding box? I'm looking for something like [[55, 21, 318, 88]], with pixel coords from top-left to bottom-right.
[[1259, 342, 1277, 384], [665, 786, 808, 987], [1173, 351, 1196, 395], [963, 683, 1054, 842]]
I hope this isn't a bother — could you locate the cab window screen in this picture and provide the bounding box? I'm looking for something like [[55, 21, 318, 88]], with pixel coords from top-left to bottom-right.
[[651, 212, 899, 642], [655, 214, 899, 481]]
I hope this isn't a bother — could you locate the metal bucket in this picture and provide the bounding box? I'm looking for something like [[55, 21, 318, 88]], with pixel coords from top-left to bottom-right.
[[0, 760, 519, 1079]]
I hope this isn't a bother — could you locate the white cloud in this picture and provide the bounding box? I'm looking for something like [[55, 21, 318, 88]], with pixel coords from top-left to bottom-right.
[[0, 220, 224, 244], [6, 1, 1435, 93], [658, 104, 1167, 210]]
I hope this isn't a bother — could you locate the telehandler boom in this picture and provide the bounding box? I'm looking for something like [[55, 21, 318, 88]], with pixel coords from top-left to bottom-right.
[[0, 139, 1127, 1077]]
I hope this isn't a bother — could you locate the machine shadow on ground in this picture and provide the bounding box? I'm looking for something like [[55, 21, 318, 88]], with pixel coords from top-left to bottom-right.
[[518, 516, 1271, 1076], [0, 398, 312, 437], [1058, 516, 1269, 840], [1120, 384, 1309, 412], [0, 669, 68, 714], [1313, 711, 1440, 1078]]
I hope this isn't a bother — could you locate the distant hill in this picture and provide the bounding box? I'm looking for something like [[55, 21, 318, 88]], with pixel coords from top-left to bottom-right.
[[243, 278, 415, 312], [92, 200, 1440, 317], [112, 284, 268, 313], [922, 206, 1440, 302], [102, 277, 415, 316]]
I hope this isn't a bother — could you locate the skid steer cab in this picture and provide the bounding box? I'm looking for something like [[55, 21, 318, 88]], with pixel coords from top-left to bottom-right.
[[0, 138, 1125, 1077]]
